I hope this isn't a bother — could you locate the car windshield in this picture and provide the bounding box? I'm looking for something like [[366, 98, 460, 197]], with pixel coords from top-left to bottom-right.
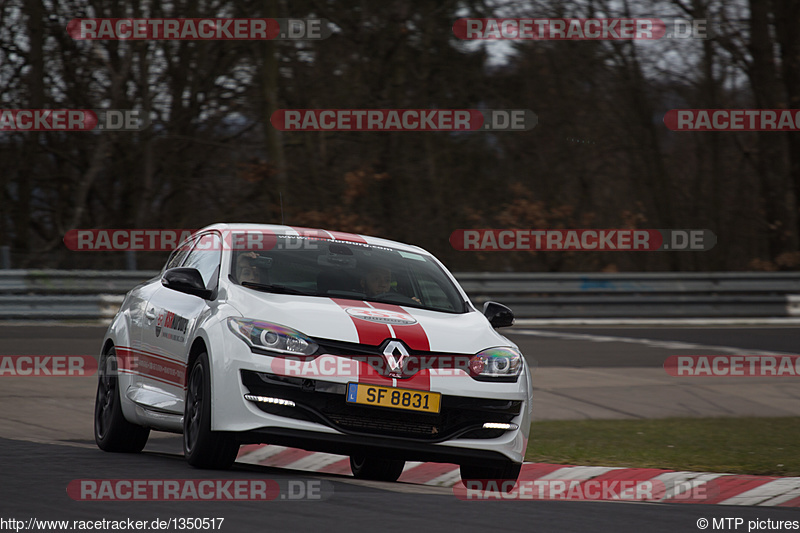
[[230, 235, 467, 313]]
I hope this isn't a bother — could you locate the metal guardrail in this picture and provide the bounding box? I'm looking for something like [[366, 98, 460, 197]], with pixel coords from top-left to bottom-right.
[[0, 270, 157, 320], [0, 294, 126, 319], [455, 272, 800, 318], [0, 270, 157, 294], [0, 270, 798, 320]]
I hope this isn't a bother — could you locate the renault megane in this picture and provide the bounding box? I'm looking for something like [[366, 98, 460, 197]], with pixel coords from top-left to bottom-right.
[[94, 223, 532, 484]]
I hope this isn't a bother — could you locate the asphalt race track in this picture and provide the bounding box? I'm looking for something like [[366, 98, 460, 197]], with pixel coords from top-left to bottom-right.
[[1, 325, 799, 532]]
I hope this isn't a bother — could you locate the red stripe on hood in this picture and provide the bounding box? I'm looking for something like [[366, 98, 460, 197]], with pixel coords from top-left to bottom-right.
[[357, 360, 395, 387], [367, 302, 431, 351], [332, 298, 391, 385], [355, 360, 430, 391], [368, 302, 431, 390], [395, 369, 431, 391], [331, 298, 391, 346], [330, 298, 432, 390]]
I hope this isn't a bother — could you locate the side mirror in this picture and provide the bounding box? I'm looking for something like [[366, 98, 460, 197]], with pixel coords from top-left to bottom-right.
[[483, 301, 514, 328], [162, 268, 213, 300]]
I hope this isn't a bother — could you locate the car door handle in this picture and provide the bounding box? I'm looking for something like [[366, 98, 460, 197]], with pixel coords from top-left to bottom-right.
[[145, 308, 157, 321]]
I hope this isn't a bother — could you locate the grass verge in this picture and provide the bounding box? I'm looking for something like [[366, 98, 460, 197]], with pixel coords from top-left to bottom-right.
[[525, 417, 800, 476]]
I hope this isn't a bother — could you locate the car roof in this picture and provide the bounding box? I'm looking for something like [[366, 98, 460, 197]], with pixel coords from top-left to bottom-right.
[[198, 223, 433, 256]]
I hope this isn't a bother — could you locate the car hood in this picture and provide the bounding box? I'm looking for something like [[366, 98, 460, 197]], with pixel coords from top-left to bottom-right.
[[226, 285, 511, 353]]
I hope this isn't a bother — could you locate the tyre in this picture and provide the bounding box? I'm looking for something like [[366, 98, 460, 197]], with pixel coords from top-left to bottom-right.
[[460, 461, 522, 492], [350, 454, 405, 482], [184, 352, 239, 469], [94, 346, 150, 452]]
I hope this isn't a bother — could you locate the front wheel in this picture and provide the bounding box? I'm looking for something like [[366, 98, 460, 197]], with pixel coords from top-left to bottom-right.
[[183, 352, 239, 469], [350, 454, 405, 482], [94, 346, 150, 453]]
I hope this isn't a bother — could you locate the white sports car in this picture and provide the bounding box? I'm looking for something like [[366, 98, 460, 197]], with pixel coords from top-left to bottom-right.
[[95, 223, 533, 483]]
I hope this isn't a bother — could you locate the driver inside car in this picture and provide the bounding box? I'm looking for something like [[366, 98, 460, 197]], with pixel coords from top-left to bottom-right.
[[361, 266, 392, 297], [361, 266, 421, 303], [236, 252, 261, 284]]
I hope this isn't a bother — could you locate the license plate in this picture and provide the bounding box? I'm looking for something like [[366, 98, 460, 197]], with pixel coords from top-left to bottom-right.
[[346, 383, 441, 413]]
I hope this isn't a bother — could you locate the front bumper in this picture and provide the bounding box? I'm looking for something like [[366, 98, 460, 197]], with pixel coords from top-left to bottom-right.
[[241, 370, 522, 443], [236, 426, 516, 466], [210, 331, 531, 464]]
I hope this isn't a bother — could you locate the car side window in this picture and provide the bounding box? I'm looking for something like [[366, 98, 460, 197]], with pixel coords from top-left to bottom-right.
[[182, 233, 222, 289]]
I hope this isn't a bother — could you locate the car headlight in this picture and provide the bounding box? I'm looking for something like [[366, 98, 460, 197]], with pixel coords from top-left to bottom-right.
[[227, 318, 318, 356], [469, 347, 523, 381]]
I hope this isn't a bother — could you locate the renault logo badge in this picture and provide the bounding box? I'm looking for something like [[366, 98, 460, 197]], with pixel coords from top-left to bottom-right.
[[382, 340, 410, 376]]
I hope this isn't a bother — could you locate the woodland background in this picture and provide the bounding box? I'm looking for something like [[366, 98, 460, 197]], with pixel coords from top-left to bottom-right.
[[1, 0, 799, 272]]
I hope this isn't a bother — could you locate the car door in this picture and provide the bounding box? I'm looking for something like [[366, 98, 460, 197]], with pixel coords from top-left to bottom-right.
[[122, 239, 194, 407], [136, 232, 222, 414]]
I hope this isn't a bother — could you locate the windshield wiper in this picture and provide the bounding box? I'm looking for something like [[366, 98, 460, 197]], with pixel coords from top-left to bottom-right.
[[241, 282, 312, 296]]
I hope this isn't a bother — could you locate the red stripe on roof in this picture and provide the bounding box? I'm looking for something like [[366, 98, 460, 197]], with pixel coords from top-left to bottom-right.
[[327, 231, 368, 244], [289, 226, 333, 240]]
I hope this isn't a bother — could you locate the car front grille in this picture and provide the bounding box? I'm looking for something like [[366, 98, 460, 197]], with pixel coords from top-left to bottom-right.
[[311, 337, 479, 381], [313, 338, 386, 356], [326, 413, 439, 437]]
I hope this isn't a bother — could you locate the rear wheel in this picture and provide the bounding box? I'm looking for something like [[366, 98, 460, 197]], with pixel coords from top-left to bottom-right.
[[94, 346, 150, 452], [350, 454, 405, 482], [183, 352, 239, 469], [460, 461, 522, 492]]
